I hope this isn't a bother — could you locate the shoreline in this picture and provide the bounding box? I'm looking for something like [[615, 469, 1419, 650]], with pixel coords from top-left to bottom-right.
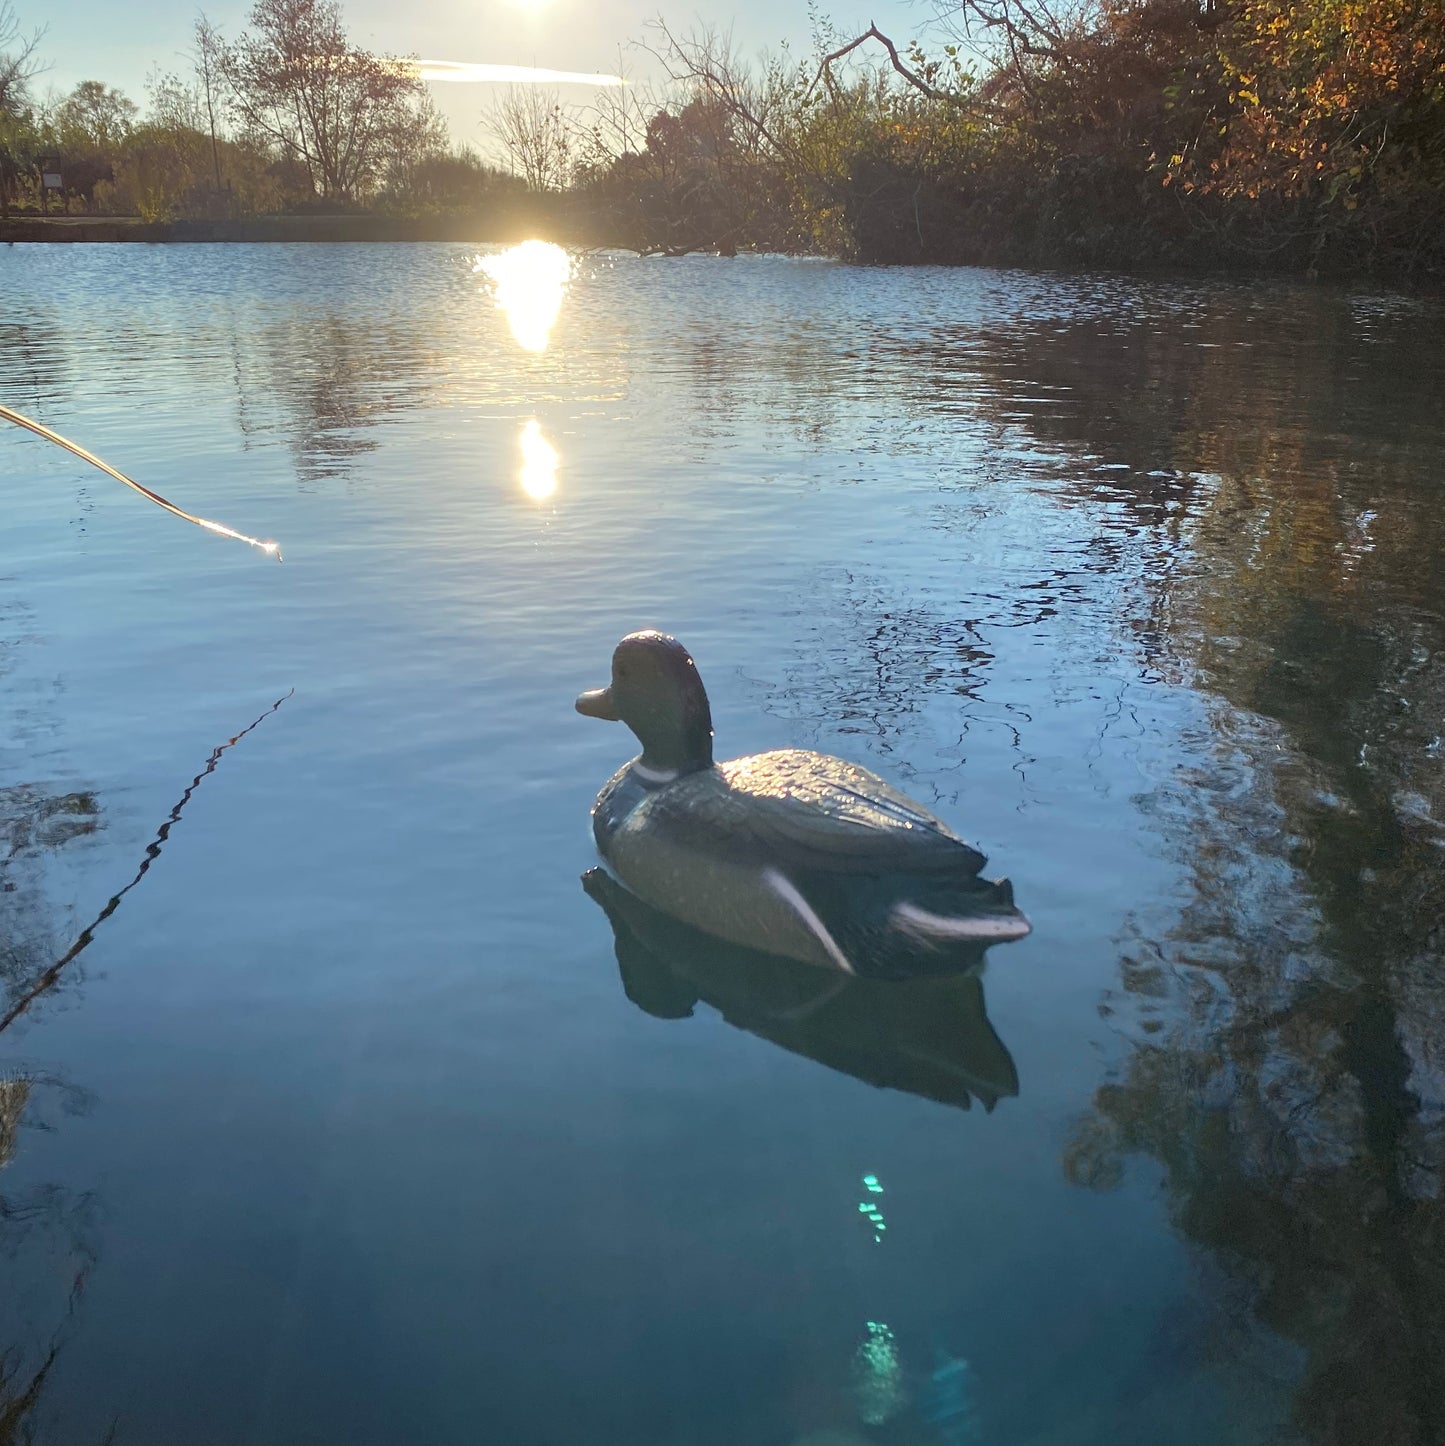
[[4, 214, 1440, 296], [0, 213, 571, 245]]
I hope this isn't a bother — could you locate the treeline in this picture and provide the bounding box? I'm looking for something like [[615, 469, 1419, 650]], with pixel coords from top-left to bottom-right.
[[0, 0, 524, 220], [2, 0, 1442, 283], [555, 2, 1445, 282]]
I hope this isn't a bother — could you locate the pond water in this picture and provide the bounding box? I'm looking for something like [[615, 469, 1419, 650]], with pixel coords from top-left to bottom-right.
[[2, 243, 1444, 1446]]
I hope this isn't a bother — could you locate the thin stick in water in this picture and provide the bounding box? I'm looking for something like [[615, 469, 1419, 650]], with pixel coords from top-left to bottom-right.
[[0, 403, 281, 561], [0, 689, 294, 1038]]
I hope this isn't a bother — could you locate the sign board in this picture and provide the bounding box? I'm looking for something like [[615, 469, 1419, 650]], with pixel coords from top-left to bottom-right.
[[42, 172, 62, 189]]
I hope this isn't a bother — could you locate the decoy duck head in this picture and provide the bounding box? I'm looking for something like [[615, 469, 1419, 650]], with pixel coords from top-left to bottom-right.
[[576, 631, 715, 777]]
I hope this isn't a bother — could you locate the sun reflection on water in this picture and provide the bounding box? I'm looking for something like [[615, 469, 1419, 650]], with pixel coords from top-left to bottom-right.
[[474, 241, 571, 353], [519, 420, 559, 501]]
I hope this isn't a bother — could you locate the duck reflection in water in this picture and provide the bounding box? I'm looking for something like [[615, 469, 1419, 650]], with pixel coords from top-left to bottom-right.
[[576, 631, 1031, 980], [584, 868, 1018, 1112]]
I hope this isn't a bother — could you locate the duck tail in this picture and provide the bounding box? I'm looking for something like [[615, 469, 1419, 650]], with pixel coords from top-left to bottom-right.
[[891, 876, 1031, 945]]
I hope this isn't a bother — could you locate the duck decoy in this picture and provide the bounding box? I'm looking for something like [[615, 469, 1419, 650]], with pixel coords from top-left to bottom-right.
[[576, 631, 1030, 978], [584, 868, 1019, 1111]]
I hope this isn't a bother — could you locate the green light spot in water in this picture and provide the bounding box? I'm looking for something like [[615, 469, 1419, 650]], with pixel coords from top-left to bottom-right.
[[858, 1203, 873, 1213], [863, 1174, 884, 1193], [853, 1320, 906, 1426]]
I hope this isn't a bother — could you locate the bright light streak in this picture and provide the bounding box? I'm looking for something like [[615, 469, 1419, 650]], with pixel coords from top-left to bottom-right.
[[519, 420, 559, 501], [474, 240, 571, 353], [417, 60, 624, 86]]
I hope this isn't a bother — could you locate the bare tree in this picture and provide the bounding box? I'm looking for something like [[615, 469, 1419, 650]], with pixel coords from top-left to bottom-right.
[[486, 86, 578, 192], [645, 23, 797, 166], [574, 49, 661, 171], [379, 87, 447, 203], [219, 0, 426, 200], [193, 16, 227, 193], [0, 1, 43, 118], [929, 0, 1073, 59]]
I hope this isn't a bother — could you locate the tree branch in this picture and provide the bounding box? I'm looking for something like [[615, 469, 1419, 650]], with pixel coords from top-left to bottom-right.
[[807, 24, 969, 106]]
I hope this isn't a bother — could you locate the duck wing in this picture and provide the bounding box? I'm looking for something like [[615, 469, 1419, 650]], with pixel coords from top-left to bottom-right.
[[644, 749, 988, 877]]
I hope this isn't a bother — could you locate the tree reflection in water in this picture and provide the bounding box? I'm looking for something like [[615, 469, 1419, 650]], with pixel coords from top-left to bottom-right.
[[951, 289, 1445, 1446], [0, 1072, 99, 1446], [0, 785, 103, 1446], [656, 284, 1445, 1441], [0, 610, 286, 1440]]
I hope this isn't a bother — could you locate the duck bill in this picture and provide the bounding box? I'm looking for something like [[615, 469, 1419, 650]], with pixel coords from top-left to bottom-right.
[[575, 686, 619, 721]]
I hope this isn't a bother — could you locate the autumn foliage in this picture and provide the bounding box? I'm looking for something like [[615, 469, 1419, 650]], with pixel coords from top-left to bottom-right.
[[607, 0, 1445, 282], [1179, 0, 1445, 262]]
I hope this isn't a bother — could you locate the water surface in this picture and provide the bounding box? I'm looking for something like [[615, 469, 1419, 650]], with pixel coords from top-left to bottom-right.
[[2, 244, 1444, 1445]]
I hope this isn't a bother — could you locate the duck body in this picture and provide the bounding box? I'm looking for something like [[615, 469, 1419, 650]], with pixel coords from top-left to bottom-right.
[[578, 632, 1030, 979]]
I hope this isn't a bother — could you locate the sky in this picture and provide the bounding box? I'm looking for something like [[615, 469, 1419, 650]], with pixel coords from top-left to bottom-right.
[[29, 0, 950, 158]]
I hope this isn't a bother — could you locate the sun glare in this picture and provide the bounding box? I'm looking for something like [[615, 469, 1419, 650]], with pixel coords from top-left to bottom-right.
[[474, 240, 571, 353], [519, 420, 559, 501]]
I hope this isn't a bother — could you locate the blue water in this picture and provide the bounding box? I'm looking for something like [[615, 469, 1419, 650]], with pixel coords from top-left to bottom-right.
[[2, 243, 1444, 1444]]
